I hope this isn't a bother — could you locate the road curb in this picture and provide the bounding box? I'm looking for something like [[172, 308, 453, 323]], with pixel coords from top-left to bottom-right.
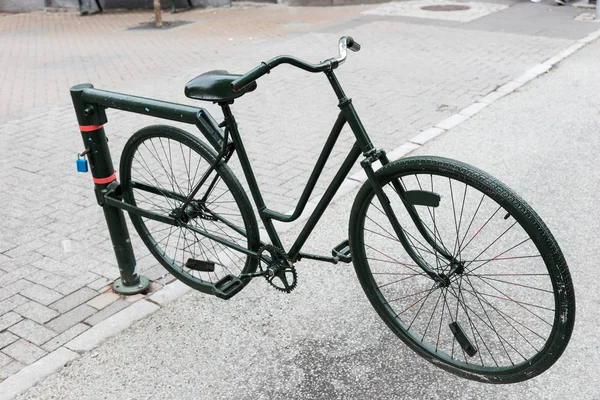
[[0, 348, 79, 400], [64, 300, 159, 353]]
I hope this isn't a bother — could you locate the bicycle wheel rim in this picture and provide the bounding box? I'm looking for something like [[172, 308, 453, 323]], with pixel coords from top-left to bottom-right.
[[120, 126, 258, 292], [351, 157, 574, 381]]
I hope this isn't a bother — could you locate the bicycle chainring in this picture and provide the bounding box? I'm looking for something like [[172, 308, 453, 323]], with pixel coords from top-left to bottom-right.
[[259, 245, 297, 293]]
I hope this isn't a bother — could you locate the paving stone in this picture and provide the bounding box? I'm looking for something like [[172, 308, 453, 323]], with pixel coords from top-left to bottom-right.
[[147, 281, 164, 294], [0, 361, 24, 380], [30, 257, 76, 276], [87, 263, 122, 281], [0, 241, 17, 254], [45, 304, 97, 334], [84, 300, 130, 326], [0, 294, 29, 315], [0, 253, 15, 273], [2, 241, 46, 259], [87, 277, 111, 291], [0, 280, 34, 303], [98, 284, 113, 294], [87, 292, 120, 310], [49, 287, 98, 314], [0, 312, 22, 332], [13, 301, 60, 324], [142, 264, 170, 281], [52, 272, 101, 296], [0, 332, 19, 350], [19, 284, 62, 306], [2, 339, 47, 365], [0, 266, 40, 287], [41, 323, 89, 353], [8, 319, 57, 346], [124, 293, 145, 303], [28, 270, 67, 290], [0, 352, 12, 368]]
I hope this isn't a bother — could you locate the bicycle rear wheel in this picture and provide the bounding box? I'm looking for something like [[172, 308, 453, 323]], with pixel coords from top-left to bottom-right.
[[120, 125, 259, 294], [349, 156, 575, 383]]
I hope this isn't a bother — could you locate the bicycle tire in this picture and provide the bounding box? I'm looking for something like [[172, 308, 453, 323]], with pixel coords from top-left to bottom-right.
[[349, 156, 575, 383], [120, 125, 260, 294]]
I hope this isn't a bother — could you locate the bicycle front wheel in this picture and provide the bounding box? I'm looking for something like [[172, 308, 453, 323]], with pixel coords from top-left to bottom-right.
[[349, 156, 575, 383], [120, 125, 260, 294]]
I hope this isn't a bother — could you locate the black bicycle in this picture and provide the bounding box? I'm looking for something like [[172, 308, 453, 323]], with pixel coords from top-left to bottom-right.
[[71, 36, 575, 384]]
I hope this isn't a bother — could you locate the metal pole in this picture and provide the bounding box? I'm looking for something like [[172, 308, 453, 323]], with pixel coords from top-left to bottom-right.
[[70, 84, 150, 295]]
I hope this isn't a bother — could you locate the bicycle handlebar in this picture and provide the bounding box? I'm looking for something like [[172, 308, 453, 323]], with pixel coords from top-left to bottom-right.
[[231, 36, 360, 92]]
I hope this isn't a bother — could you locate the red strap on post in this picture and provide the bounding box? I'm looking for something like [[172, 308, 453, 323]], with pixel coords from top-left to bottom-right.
[[93, 171, 116, 184], [79, 124, 104, 132]]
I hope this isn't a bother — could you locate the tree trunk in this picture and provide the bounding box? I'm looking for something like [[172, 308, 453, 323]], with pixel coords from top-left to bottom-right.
[[154, 0, 163, 28]]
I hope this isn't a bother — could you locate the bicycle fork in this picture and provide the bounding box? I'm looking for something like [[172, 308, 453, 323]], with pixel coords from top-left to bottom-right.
[[330, 71, 460, 285]]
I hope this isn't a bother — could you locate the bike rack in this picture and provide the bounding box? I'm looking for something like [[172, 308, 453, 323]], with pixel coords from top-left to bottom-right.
[[70, 84, 150, 295]]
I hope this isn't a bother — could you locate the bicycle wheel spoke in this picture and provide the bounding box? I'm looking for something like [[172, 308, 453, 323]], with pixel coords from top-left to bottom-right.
[[465, 237, 532, 274], [386, 180, 450, 253], [410, 174, 452, 257], [462, 220, 518, 271], [462, 275, 513, 365], [462, 278, 543, 352], [366, 257, 419, 269], [461, 275, 533, 361], [407, 282, 438, 330], [367, 207, 446, 267], [365, 244, 424, 276], [454, 275, 486, 365], [385, 288, 436, 305], [379, 273, 425, 288], [474, 276, 553, 294], [457, 205, 502, 258], [456, 192, 486, 256], [421, 290, 443, 344], [462, 254, 542, 263]]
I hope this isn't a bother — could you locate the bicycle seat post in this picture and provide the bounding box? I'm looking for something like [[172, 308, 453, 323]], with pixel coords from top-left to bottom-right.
[[71, 84, 150, 295]]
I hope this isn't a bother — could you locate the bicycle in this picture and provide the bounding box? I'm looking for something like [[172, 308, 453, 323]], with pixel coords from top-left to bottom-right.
[[70, 36, 575, 384]]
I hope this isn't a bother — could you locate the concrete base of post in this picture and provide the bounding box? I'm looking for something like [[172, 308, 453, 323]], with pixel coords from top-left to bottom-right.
[[113, 276, 151, 295]]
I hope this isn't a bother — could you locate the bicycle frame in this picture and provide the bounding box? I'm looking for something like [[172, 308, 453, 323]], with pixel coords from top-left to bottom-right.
[[70, 74, 369, 260], [71, 69, 448, 294]]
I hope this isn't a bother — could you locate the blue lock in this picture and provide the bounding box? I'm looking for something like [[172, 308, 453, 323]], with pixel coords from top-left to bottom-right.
[[77, 155, 88, 173]]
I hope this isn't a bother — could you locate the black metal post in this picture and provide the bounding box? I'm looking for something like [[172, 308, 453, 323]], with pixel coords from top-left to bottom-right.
[[70, 84, 149, 295]]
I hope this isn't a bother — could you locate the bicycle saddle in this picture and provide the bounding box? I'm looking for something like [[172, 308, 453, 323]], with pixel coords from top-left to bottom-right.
[[184, 70, 257, 103]]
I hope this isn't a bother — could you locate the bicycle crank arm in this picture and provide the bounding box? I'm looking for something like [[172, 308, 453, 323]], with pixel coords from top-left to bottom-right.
[[239, 271, 270, 279]]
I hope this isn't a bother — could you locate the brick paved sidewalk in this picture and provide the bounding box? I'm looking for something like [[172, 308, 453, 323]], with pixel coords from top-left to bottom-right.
[[0, 0, 598, 389]]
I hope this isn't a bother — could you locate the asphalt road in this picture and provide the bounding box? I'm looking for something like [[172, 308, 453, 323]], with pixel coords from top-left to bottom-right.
[[19, 34, 600, 400]]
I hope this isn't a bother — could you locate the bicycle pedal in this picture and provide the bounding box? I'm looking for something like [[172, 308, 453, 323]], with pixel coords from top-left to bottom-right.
[[185, 258, 215, 272], [449, 321, 478, 357], [404, 190, 440, 207], [332, 240, 352, 263], [213, 274, 244, 300]]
